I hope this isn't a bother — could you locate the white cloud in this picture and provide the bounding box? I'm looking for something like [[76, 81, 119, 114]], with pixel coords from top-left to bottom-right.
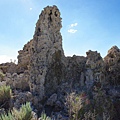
[[68, 23, 78, 33], [30, 8, 32, 10], [68, 29, 77, 33], [0, 55, 17, 64], [70, 23, 78, 27]]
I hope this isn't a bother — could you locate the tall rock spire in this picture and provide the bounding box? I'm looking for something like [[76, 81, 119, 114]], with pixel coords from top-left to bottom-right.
[[30, 6, 65, 101]]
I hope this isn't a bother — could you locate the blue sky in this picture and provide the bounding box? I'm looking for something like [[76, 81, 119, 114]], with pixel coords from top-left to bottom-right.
[[0, 0, 120, 63]]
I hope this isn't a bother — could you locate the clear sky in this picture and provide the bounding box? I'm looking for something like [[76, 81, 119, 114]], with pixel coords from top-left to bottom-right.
[[0, 0, 120, 63]]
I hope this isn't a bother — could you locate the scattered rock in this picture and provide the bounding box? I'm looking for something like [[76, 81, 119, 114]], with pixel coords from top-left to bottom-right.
[[6, 71, 30, 91], [0, 62, 17, 74], [46, 93, 57, 106]]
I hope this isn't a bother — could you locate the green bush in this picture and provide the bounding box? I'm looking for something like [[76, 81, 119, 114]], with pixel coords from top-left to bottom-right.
[[0, 112, 14, 120], [0, 102, 33, 120], [66, 92, 91, 120], [66, 92, 83, 120], [13, 102, 32, 120], [39, 112, 51, 120], [0, 71, 5, 80], [0, 85, 12, 109]]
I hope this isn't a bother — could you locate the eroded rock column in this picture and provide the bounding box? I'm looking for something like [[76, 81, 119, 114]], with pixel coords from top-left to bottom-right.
[[30, 6, 64, 101]]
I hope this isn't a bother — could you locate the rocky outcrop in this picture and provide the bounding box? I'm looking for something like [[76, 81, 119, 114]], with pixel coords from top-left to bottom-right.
[[104, 46, 120, 86], [12, 91, 33, 109], [30, 5, 65, 101], [29, 5, 107, 102], [0, 5, 120, 120], [63, 51, 105, 90], [17, 40, 33, 74], [5, 71, 30, 91], [0, 62, 17, 74], [64, 55, 86, 89], [85, 50, 105, 87]]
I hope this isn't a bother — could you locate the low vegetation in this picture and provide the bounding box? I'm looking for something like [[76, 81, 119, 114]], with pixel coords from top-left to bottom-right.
[[0, 112, 14, 120], [0, 102, 32, 120], [0, 85, 33, 120], [39, 112, 51, 120], [13, 102, 32, 120], [0, 71, 5, 81], [65, 92, 91, 120], [0, 85, 12, 109]]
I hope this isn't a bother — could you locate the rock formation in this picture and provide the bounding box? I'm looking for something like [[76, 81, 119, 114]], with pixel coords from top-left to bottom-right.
[[0, 5, 119, 120], [17, 39, 33, 74], [0, 62, 17, 74], [28, 6, 106, 104], [86, 50, 105, 87], [104, 46, 120, 86], [30, 5, 65, 101]]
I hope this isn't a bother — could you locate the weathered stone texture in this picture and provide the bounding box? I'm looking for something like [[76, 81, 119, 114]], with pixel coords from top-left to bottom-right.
[[30, 6, 65, 100], [104, 46, 120, 85], [65, 55, 86, 87], [5, 71, 30, 91], [0, 62, 17, 74], [17, 40, 33, 73], [85, 50, 106, 91]]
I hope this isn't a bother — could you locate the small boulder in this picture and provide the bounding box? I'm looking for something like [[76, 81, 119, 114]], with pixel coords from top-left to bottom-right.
[[46, 93, 57, 106]]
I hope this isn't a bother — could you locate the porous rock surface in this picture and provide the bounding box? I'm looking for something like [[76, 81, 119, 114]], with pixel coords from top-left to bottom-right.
[[30, 5, 65, 101], [104, 46, 120, 86], [29, 5, 106, 103], [17, 39, 33, 73], [0, 62, 17, 74]]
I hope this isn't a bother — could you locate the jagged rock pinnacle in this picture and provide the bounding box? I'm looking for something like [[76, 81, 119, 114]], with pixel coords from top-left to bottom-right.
[[30, 5, 65, 102]]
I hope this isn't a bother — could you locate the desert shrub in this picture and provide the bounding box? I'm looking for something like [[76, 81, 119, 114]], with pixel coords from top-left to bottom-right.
[[82, 110, 96, 120], [66, 92, 82, 120], [0, 102, 33, 120], [0, 71, 5, 81], [92, 89, 115, 120], [13, 102, 32, 120], [0, 112, 14, 120], [0, 85, 12, 109], [80, 87, 115, 120], [65, 92, 91, 120], [39, 112, 51, 120]]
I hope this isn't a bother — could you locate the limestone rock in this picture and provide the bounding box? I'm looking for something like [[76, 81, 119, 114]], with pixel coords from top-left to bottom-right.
[[104, 46, 120, 86], [46, 93, 57, 106], [13, 91, 33, 109], [85, 50, 105, 89], [60, 55, 87, 90], [17, 40, 33, 74], [6, 71, 30, 91], [86, 50, 104, 70], [0, 62, 17, 74], [30, 5, 65, 100]]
